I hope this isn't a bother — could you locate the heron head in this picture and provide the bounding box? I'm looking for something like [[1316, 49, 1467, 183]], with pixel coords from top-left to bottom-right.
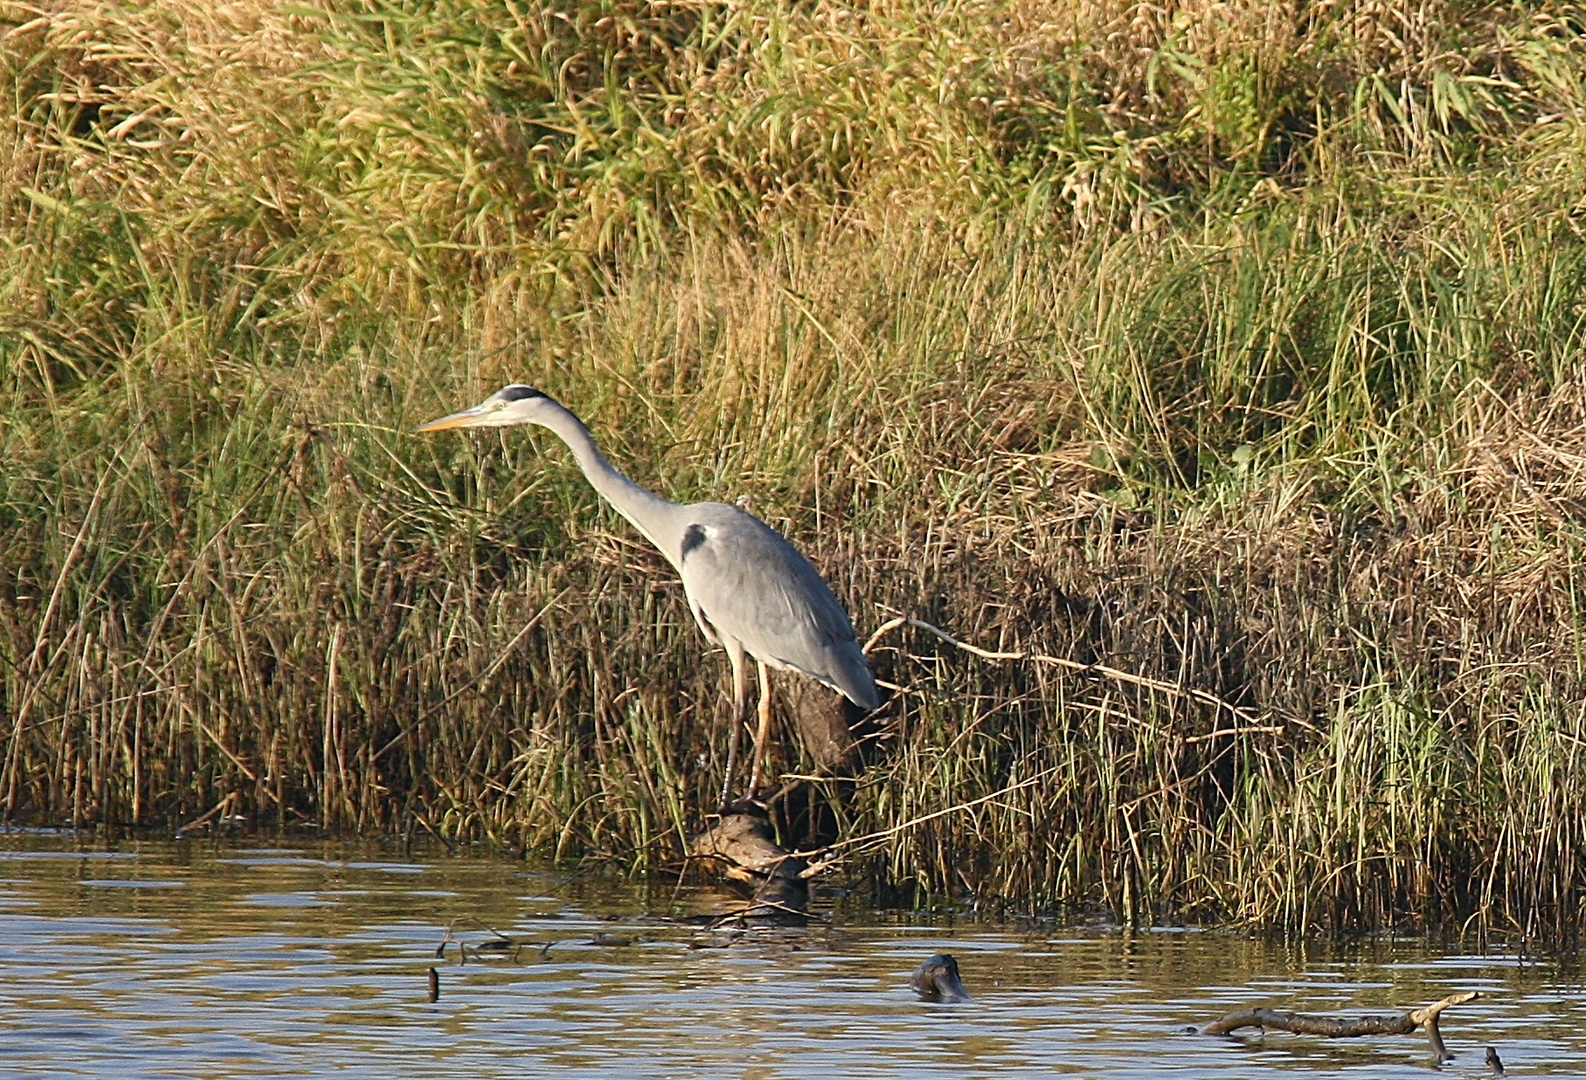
[[415, 385, 552, 432]]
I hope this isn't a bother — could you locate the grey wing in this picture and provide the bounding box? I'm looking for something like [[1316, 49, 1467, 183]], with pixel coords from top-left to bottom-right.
[[677, 505, 879, 711]]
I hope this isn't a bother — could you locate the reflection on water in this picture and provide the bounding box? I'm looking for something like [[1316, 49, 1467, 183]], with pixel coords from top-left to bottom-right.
[[1, 831, 1583, 1078]]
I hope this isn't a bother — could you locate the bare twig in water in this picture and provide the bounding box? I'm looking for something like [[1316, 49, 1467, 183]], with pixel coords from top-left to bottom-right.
[[427, 967, 439, 1003], [174, 791, 240, 837], [1203, 991, 1481, 1063], [687, 930, 745, 950], [707, 897, 821, 929], [435, 922, 457, 960], [410, 807, 454, 857]]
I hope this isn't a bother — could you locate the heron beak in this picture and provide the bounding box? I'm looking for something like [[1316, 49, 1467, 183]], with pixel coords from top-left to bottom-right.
[[414, 405, 488, 433]]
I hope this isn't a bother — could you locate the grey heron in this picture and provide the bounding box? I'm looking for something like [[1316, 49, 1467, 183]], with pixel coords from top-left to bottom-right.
[[416, 385, 880, 809]]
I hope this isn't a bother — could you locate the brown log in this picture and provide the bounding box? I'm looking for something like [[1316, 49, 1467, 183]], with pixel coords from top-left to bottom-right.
[[687, 805, 809, 922], [1203, 991, 1480, 1064], [779, 675, 859, 774], [1203, 1007, 1419, 1038]]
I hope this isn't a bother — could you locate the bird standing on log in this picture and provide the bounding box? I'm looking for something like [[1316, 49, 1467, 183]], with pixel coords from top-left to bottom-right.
[[417, 385, 880, 808]]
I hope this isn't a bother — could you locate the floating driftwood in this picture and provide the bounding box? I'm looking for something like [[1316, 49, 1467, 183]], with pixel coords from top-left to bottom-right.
[[1203, 991, 1481, 1063], [687, 805, 810, 922], [909, 954, 971, 1003]]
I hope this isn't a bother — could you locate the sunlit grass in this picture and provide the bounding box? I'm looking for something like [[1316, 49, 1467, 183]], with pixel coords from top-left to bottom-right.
[[5, 0, 1586, 938]]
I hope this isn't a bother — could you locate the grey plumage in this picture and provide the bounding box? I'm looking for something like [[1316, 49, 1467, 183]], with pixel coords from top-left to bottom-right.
[[676, 503, 878, 710], [417, 385, 879, 804]]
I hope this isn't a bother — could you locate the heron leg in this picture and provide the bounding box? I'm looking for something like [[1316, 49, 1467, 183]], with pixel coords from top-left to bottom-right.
[[718, 639, 749, 811], [747, 660, 773, 797]]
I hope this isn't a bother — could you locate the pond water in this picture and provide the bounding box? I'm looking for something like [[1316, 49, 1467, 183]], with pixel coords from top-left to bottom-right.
[[1, 831, 1582, 1078]]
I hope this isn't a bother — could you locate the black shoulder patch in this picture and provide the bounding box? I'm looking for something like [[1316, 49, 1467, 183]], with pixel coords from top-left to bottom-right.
[[680, 524, 707, 560], [499, 385, 545, 402]]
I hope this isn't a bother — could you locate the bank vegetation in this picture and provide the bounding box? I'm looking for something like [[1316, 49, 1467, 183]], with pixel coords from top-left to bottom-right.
[[5, 0, 1586, 938]]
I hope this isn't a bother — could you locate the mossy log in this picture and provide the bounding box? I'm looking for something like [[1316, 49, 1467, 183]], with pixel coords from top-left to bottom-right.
[[1203, 991, 1480, 1063], [687, 806, 809, 923]]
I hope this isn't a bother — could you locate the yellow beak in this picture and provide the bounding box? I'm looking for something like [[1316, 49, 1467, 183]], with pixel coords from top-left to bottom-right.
[[414, 406, 487, 433]]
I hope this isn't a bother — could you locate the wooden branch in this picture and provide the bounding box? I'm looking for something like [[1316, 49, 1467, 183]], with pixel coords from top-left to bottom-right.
[[798, 766, 1057, 876], [863, 615, 1265, 724], [1204, 991, 1480, 1063], [1205, 1007, 1420, 1038], [173, 790, 240, 836]]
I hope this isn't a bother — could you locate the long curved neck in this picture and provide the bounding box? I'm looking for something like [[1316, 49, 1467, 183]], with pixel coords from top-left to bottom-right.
[[532, 401, 689, 568]]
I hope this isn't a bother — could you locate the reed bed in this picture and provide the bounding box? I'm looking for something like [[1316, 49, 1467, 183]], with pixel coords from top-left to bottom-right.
[[5, 0, 1586, 939]]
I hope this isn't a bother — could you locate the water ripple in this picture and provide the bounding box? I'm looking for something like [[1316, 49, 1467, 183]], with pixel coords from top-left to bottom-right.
[[0, 834, 1580, 1078]]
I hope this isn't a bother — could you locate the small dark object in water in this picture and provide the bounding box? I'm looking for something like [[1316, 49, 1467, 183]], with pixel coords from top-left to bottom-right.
[[427, 967, 439, 1003], [1486, 1046, 1506, 1078], [591, 932, 635, 947], [910, 954, 971, 1003], [435, 923, 457, 959]]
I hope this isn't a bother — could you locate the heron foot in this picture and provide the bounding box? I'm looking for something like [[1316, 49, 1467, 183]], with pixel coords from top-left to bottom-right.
[[713, 793, 769, 817]]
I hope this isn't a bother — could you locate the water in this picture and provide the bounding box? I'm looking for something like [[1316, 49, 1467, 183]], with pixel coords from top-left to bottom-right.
[[1, 832, 1582, 1078]]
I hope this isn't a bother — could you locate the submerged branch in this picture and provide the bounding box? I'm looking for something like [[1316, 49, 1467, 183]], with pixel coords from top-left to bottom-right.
[[1203, 991, 1481, 1063]]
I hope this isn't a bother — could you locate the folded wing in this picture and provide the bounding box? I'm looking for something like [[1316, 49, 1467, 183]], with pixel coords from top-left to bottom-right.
[[677, 504, 879, 711]]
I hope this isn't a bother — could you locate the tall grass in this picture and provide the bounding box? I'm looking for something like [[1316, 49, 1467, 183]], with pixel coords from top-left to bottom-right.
[[5, 0, 1586, 938]]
